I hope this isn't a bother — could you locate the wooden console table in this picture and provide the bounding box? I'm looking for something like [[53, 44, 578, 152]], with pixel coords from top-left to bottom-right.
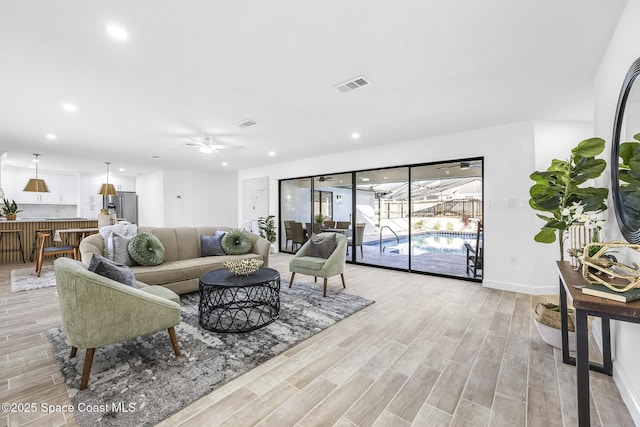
[[557, 261, 640, 427]]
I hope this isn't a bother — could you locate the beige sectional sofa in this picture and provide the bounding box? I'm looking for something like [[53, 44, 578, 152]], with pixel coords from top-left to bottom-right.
[[79, 226, 271, 294]]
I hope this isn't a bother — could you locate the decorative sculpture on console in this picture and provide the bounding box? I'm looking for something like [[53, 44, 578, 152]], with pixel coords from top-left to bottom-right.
[[578, 241, 640, 292]]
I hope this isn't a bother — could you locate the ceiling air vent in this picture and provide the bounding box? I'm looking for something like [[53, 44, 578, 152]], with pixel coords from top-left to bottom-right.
[[334, 76, 372, 93], [237, 119, 258, 128]]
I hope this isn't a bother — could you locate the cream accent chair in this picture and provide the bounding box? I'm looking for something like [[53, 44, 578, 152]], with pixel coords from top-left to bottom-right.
[[53, 257, 182, 390], [288, 232, 347, 297]]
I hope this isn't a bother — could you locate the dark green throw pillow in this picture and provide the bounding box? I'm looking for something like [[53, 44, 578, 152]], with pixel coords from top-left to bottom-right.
[[221, 229, 253, 255], [128, 232, 165, 266]]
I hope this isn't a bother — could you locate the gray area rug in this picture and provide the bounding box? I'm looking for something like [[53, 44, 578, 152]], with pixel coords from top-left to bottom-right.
[[10, 265, 55, 292], [48, 283, 374, 427]]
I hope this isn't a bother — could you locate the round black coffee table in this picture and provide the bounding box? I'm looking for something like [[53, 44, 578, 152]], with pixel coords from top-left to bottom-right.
[[198, 267, 281, 333]]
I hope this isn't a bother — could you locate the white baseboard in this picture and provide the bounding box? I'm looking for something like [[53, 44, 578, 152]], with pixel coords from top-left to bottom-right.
[[614, 363, 640, 426], [591, 319, 640, 426], [482, 279, 556, 295]]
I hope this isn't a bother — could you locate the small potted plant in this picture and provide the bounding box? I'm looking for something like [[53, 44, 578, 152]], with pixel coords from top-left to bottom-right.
[[258, 215, 277, 251], [314, 213, 326, 224], [1, 199, 22, 220]]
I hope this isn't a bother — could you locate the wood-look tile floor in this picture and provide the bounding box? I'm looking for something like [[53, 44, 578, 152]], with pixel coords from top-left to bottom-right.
[[0, 254, 635, 427]]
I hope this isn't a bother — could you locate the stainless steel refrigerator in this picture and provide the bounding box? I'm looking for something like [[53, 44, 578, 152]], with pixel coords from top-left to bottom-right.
[[103, 191, 138, 224]]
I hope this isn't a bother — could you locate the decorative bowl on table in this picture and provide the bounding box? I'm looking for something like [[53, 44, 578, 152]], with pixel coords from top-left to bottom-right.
[[224, 259, 264, 276]]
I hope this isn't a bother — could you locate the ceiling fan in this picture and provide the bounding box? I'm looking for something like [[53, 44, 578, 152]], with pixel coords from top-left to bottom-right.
[[437, 160, 483, 170], [176, 134, 243, 154]]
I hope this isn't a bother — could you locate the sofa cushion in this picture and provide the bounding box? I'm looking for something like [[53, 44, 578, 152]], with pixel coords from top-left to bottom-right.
[[128, 232, 165, 266], [201, 231, 226, 256], [222, 230, 253, 255], [307, 233, 337, 259], [112, 232, 136, 266], [88, 254, 137, 287], [131, 253, 263, 286]]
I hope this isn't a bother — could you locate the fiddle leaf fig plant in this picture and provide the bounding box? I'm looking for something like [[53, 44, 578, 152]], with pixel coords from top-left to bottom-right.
[[529, 137, 609, 260], [618, 133, 640, 229]]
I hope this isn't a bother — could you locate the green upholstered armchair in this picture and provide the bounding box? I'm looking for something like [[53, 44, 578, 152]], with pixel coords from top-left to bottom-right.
[[288, 232, 347, 297], [53, 257, 182, 390]]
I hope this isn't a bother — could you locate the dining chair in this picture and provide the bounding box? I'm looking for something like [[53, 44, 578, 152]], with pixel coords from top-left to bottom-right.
[[465, 221, 483, 279], [36, 232, 77, 277], [336, 221, 351, 229], [290, 222, 307, 251], [347, 223, 365, 257], [283, 221, 294, 251], [323, 220, 336, 229]]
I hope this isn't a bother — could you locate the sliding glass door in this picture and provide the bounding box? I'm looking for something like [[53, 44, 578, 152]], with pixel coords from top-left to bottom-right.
[[410, 161, 483, 276], [279, 158, 483, 280], [355, 167, 409, 269]]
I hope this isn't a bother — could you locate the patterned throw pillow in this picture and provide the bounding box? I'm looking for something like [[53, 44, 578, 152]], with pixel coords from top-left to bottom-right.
[[221, 230, 253, 255], [88, 254, 137, 288], [128, 232, 165, 266], [201, 230, 227, 256], [307, 233, 337, 258]]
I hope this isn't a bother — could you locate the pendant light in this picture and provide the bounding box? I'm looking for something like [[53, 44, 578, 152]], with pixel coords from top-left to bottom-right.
[[23, 153, 50, 192], [97, 161, 117, 195]]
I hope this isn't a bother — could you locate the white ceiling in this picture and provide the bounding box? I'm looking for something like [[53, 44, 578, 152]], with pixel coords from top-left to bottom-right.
[[0, 0, 627, 176]]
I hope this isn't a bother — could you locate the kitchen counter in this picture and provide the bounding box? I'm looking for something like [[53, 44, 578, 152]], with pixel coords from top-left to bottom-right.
[[0, 219, 98, 263]]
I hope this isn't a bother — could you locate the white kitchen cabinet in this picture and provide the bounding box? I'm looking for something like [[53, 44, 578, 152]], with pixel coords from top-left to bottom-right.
[[77, 174, 103, 217], [3, 169, 62, 204], [111, 175, 136, 192]]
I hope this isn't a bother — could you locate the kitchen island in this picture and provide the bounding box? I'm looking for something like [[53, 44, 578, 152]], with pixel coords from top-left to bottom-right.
[[0, 219, 98, 263]]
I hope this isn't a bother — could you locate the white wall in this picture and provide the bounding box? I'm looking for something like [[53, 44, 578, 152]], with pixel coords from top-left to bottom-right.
[[238, 120, 596, 294], [136, 171, 165, 227], [137, 169, 238, 227], [594, 0, 640, 422]]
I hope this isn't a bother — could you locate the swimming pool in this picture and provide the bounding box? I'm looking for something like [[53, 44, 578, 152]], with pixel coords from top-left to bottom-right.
[[364, 232, 479, 256]]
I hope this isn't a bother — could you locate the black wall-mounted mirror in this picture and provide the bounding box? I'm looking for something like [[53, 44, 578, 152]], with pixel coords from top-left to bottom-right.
[[612, 57, 640, 243]]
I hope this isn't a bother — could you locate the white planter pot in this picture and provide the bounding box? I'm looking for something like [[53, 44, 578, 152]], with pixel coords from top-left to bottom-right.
[[534, 317, 576, 352]]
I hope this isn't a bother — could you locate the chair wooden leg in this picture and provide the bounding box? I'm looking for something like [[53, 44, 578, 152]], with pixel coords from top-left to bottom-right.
[[168, 327, 181, 357], [289, 272, 295, 288], [341, 273, 346, 288], [323, 278, 328, 297], [69, 346, 78, 358], [80, 348, 95, 390]]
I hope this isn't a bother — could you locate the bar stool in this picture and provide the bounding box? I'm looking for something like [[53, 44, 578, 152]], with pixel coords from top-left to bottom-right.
[[30, 228, 53, 262], [36, 232, 77, 277], [0, 229, 26, 263]]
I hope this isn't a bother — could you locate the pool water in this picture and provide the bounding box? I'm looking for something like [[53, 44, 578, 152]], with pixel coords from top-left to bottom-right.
[[364, 232, 479, 256]]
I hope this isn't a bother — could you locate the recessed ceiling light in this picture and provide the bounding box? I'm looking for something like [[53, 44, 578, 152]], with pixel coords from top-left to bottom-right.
[[351, 132, 360, 139], [119, 168, 125, 172], [199, 147, 213, 154], [222, 162, 228, 166], [46, 134, 57, 140], [107, 24, 128, 40], [361, 177, 370, 182], [268, 151, 275, 156], [62, 103, 77, 112]]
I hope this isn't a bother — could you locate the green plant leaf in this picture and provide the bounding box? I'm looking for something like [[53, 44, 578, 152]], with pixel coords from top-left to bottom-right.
[[534, 228, 557, 243], [619, 141, 640, 165], [572, 137, 605, 159], [570, 158, 606, 184]]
